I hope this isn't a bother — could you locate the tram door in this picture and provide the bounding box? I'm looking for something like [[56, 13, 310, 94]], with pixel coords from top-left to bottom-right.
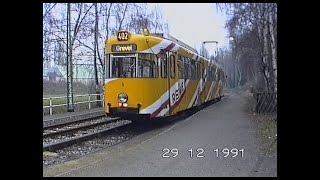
[[159, 51, 176, 116], [167, 53, 171, 114], [159, 52, 170, 116], [168, 52, 176, 115]]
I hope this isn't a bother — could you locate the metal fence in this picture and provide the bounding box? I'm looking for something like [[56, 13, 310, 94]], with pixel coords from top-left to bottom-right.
[[43, 93, 104, 115], [254, 92, 277, 114]]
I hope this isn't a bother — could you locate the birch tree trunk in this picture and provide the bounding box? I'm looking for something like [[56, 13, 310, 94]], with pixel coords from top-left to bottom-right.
[[269, 10, 277, 92], [237, 63, 241, 87], [261, 5, 271, 91]]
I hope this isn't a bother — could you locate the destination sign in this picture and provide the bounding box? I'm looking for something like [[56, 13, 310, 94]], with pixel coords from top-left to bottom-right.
[[111, 44, 137, 52]]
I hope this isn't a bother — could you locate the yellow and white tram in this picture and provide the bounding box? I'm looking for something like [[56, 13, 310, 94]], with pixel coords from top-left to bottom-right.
[[104, 30, 224, 120]]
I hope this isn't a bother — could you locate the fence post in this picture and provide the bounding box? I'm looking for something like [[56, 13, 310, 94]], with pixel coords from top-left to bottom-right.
[[49, 97, 52, 115], [102, 94, 104, 107], [89, 94, 91, 109]]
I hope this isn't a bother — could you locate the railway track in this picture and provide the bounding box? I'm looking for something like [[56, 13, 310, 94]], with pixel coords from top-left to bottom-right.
[[43, 114, 106, 129], [43, 117, 120, 138], [43, 116, 131, 151]]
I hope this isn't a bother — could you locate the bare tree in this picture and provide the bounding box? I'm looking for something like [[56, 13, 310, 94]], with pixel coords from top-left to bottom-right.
[[125, 3, 167, 34], [268, 4, 277, 92], [43, 3, 169, 98], [43, 3, 57, 21], [217, 3, 277, 91]]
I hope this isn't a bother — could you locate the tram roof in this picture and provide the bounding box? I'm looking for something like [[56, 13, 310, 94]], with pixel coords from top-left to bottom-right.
[[106, 31, 223, 70]]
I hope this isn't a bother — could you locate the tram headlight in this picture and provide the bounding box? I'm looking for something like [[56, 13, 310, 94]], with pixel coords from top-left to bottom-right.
[[118, 93, 128, 103]]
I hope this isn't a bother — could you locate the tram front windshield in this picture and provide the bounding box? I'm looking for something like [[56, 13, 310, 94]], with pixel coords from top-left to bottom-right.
[[111, 56, 136, 78], [109, 54, 158, 78]]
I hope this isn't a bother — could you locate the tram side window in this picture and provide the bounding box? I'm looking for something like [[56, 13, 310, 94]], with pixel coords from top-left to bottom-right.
[[202, 66, 205, 80], [212, 68, 215, 81], [212, 67, 215, 81], [161, 54, 168, 78], [138, 54, 158, 78], [211, 67, 214, 81], [105, 54, 110, 78], [160, 60, 163, 78], [188, 58, 192, 79], [200, 62, 203, 79], [170, 55, 175, 79], [195, 62, 197, 80], [151, 61, 158, 78], [140, 60, 148, 77], [184, 57, 190, 79], [178, 56, 183, 79], [211, 66, 216, 81], [198, 62, 202, 80], [196, 62, 200, 80], [191, 60, 196, 80], [182, 57, 185, 78]]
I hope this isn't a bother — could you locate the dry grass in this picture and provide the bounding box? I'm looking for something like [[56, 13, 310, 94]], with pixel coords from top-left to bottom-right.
[[239, 86, 277, 155], [251, 113, 277, 155]]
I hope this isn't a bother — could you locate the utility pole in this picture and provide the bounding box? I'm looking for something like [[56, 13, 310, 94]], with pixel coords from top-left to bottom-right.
[[66, 3, 74, 112], [203, 41, 218, 62], [93, 3, 101, 107]]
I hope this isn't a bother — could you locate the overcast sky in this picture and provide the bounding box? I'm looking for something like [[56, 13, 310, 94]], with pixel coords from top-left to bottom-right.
[[148, 3, 229, 56]]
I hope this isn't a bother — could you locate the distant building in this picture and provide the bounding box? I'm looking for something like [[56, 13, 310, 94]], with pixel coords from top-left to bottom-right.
[[43, 60, 103, 83], [43, 61, 64, 82], [57, 64, 103, 84], [43, 67, 64, 81]]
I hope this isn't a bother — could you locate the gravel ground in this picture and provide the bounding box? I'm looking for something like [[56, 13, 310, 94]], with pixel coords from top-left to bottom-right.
[[43, 124, 134, 167], [43, 119, 130, 145]]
